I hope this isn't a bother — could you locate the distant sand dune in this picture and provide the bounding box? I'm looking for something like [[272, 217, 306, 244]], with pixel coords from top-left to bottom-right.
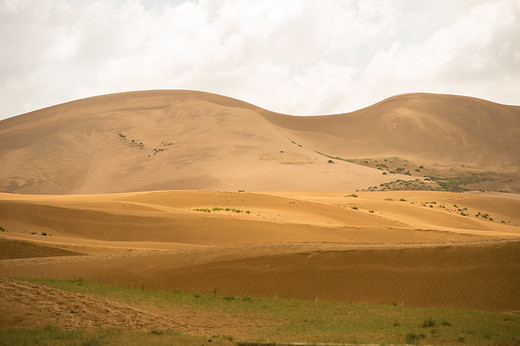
[[1, 90, 518, 194]]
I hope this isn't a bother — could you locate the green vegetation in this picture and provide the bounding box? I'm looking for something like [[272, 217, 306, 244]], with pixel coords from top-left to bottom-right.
[[351, 206, 358, 210], [314, 153, 500, 193], [7, 278, 520, 345], [192, 208, 211, 213], [193, 207, 251, 214], [0, 325, 216, 346], [0, 226, 5, 232], [399, 198, 407, 202], [346, 194, 358, 198]]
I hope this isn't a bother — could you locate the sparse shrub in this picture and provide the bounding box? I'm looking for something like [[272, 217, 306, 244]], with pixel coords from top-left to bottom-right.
[[193, 208, 211, 213], [41, 232, 47, 236], [399, 198, 407, 202], [405, 332, 425, 344], [346, 194, 358, 198], [222, 296, 235, 301], [0, 226, 5, 232], [212, 207, 224, 212], [238, 190, 245, 192], [328, 159, 334, 164], [351, 206, 358, 210], [385, 198, 394, 201], [369, 210, 374, 213], [441, 320, 451, 327], [422, 316, 436, 327]]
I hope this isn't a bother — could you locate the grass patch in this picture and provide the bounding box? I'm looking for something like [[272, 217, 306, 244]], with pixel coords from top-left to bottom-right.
[[8, 278, 520, 345], [0, 326, 216, 346], [192, 208, 211, 213]]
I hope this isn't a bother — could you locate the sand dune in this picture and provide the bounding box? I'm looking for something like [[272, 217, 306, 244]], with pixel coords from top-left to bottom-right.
[[1, 90, 518, 194], [1, 189, 519, 312], [1, 190, 518, 249]]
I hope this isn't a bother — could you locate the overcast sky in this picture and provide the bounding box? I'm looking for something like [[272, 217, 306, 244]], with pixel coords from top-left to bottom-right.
[[1, 0, 519, 120]]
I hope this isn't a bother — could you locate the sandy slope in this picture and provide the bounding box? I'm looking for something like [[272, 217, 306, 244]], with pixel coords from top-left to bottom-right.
[[1, 190, 519, 312], [1, 90, 518, 194]]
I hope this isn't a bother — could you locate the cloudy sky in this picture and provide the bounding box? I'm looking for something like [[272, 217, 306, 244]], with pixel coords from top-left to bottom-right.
[[1, 0, 519, 120]]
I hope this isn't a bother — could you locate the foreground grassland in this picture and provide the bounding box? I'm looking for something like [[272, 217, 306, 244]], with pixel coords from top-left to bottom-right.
[[2, 278, 519, 345]]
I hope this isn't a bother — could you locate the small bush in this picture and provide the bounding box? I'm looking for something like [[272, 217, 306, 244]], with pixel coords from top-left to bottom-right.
[[351, 206, 358, 210], [369, 210, 374, 213], [405, 332, 425, 344], [441, 320, 451, 326], [0, 226, 5, 232], [222, 296, 235, 301], [42, 232, 47, 236], [399, 198, 407, 202], [422, 316, 436, 327]]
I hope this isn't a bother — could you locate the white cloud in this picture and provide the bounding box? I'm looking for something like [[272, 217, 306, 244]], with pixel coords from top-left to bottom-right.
[[0, 0, 518, 119]]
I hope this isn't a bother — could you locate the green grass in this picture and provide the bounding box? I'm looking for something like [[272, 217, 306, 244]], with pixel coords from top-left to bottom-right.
[[0, 325, 229, 346], [5, 278, 520, 345]]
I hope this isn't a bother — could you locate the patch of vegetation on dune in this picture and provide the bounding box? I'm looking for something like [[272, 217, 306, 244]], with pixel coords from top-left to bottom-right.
[[316, 152, 502, 192], [7, 278, 520, 345]]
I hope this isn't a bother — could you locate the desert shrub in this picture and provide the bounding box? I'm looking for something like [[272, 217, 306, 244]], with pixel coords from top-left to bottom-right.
[[369, 210, 374, 213], [328, 159, 335, 164], [422, 316, 436, 327], [351, 206, 358, 210], [405, 332, 425, 344], [0, 226, 5, 232], [346, 194, 358, 198], [222, 296, 235, 301], [399, 198, 407, 202], [42, 232, 47, 236]]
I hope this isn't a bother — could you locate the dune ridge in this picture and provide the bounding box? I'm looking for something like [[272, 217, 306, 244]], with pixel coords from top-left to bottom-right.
[[1, 90, 519, 194]]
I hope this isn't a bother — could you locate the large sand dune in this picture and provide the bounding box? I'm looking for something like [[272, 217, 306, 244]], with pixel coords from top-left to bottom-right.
[[1, 90, 519, 194]]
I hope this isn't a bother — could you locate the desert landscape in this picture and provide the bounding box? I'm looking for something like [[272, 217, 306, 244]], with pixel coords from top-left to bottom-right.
[[1, 90, 520, 344]]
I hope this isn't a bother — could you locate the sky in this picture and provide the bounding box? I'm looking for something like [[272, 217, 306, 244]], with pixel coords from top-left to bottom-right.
[[0, 0, 519, 120]]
